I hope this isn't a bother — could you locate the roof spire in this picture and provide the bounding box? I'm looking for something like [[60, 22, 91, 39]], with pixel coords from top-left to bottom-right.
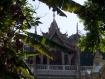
[[76, 23, 79, 43], [76, 22, 81, 79], [76, 23, 78, 34], [53, 11, 55, 21]]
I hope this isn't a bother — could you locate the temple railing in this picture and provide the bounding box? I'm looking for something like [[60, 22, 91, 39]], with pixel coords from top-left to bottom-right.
[[28, 64, 93, 71]]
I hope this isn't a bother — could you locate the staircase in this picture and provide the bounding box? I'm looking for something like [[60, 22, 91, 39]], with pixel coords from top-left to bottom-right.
[[85, 64, 105, 79]]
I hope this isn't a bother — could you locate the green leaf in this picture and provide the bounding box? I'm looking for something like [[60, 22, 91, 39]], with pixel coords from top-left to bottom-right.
[[39, 0, 95, 19], [31, 21, 42, 26], [20, 59, 36, 79], [6, 46, 35, 78], [26, 32, 71, 54], [36, 21, 42, 24], [51, 6, 67, 17], [36, 17, 40, 20], [18, 34, 55, 60], [19, 67, 34, 79], [20, 52, 38, 58]]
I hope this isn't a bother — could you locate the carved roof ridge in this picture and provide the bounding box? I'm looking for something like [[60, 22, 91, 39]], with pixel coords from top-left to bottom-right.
[[41, 16, 76, 51], [48, 30, 56, 39], [48, 29, 64, 44], [55, 30, 65, 43], [48, 28, 75, 48], [40, 28, 48, 37], [64, 44, 76, 51]]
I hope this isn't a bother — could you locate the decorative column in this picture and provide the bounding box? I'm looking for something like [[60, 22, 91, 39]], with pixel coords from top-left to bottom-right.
[[68, 55, 71, 65], [62, 52, 64, 65], [76, 23, 81, 79], [40, 54, 43, 64], [32, 24, 37, 77], [47, 57, 50, 65]]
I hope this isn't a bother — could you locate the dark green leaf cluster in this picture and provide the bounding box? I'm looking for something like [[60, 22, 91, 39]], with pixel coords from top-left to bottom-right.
[[0, 0, 74, 78], [0, 0, 42, 78], [78, 1, 105, 52]]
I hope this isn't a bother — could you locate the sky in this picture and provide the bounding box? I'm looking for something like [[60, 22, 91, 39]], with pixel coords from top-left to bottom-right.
[[28, 0, 87, 36]]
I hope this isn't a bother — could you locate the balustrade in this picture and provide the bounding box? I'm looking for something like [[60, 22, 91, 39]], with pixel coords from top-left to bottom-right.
[[65, 65, 77, 70], [49, 65, 63, 70], [36, 65, 47, 69], [81, 66, 93, 71], [28, 64, 93, 71], [27, 64, 93, 78], [27, 64, 105, 79]]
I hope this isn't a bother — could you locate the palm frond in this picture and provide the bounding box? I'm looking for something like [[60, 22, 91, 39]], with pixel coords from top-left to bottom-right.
[[39, 0, 95, 19], [19, 52, 38, 58], [26, 32, 71, 54], [18, 34, 55, 60], [6, 46, 36, 79]]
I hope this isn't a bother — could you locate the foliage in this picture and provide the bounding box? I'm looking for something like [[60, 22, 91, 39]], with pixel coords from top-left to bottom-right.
[[26, 32, 71, 54], [18, 34, 55, 60], [0, 0, 38, 78], [38, 0, 95, 19], [38, 0, 105, 53], [0, 0, 72, 78], [78, 0, 105, 52], [90, 0, 105, 5], [2, 0, 102, 78]]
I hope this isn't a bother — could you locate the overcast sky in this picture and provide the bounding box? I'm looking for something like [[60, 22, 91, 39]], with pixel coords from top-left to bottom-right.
[[28, 0, 87, 36]]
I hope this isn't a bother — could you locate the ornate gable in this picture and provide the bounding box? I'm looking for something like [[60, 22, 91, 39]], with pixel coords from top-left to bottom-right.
[[41, 18, 76, 52]]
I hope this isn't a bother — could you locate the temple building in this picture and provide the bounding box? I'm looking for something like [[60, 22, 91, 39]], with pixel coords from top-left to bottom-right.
[[26, 12, 105, 79], [36, 12, 77, 65]]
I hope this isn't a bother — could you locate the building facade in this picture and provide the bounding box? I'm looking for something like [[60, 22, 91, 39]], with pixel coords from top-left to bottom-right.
[[26, 13, 105, 79], [35, 16, 78, 66]]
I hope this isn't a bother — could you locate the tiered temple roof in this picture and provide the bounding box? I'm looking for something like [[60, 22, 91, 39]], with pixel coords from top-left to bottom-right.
[[41, 18, 76, 53]]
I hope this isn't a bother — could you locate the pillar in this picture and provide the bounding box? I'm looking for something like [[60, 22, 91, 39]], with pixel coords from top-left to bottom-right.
[[62, 52, 64, 65], [47, 57, 49, 65], [40, 54, 43, 64], [68, 55, 71, 65]]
